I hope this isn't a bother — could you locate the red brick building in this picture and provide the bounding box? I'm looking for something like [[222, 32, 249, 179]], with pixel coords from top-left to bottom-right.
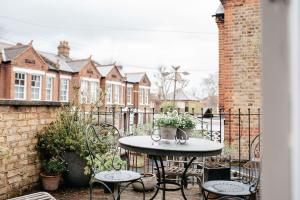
[[0, 41, 152, 111], [96, 64, 126, 107], [215, 0, 261, 157], [216, 0, 261, 113], [125, 72, 151, 111]]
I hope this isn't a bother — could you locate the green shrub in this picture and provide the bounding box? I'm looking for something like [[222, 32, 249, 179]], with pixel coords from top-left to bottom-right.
[[155, 111, 180, 127], [42, 157, 66, 176], [178, 113, 197, 129]]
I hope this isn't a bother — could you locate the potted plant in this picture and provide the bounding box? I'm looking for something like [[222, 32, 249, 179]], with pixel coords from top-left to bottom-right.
[[84, 152, 126, 193], [40, 158, 66, 191], [203, 144, 236, 182], [177, 113, 197, 140], [36, 104, 95, 187], [155, 111, 180, 140]]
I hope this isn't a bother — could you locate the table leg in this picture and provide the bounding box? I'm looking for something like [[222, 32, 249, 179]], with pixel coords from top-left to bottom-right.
[[159, 156, 166, 200], [150, 156, 160, 200], [180, 157, 196, 200]]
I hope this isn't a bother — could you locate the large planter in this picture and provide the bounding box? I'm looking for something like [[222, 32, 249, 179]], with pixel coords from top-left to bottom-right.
[[176, 128, 192, 140], [159, 126, 177, 140], [132, 173, 157, 191], [203, 165, 231, 182], [40, 173, 61, 191], [64, 151, 90, 187]]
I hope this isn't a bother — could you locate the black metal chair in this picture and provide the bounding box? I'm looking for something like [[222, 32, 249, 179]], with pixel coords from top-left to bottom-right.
[[201, 135, 261, 200], [84, 124, 145, 200]]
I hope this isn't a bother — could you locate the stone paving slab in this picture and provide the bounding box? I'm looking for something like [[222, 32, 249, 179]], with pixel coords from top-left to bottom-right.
[[47, 186, 202, 200]]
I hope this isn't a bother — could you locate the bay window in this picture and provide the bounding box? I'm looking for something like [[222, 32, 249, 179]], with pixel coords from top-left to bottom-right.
[[80, 80, 89, 103], [90, 81, 99, 103], [127, 87, 132, 104], [115, 85, 121, 103], [31, 75, 41, 100], [14, 73, 26, 100], [46, 77, 53, 101], [60, 78, 69, 102], [106, 83, 113, 103], [145, 89, 149, 105]]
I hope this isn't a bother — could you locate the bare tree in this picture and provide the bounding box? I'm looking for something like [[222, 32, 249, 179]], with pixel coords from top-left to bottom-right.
[[153, 66, 172, 100], [201, 73, 218, 108]]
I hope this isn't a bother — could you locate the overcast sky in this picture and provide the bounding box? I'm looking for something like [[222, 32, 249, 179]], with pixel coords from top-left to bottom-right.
[[0, 0, 220, 95]]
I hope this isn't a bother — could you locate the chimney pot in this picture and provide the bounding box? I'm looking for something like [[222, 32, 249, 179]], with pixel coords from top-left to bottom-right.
[[58, 40, 70, 58]]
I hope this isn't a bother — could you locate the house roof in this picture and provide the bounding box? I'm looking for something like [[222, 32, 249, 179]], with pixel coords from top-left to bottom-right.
[[2, 44, 29, 62], [166, 88, 199, 101], [126, 72, 146, 83], [39, 51, 74, 72], [67, 59, 89, 72], [96, 64, 115, 77]]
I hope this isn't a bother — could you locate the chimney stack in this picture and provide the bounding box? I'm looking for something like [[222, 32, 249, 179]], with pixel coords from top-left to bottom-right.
[[57, 41, 70, 57]]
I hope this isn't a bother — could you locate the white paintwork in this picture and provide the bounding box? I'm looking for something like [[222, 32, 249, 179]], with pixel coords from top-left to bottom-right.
[[13, 67, 45, 76], [106, 80, 125, 86], [59, 74, 72, 80], [262, 0, 291, 199], [289, 0, 300, 199], [81, 77, 99, 82], [46, 73, 56, 78]]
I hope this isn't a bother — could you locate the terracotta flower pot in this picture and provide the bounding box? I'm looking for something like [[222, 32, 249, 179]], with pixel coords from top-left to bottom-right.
[[159, 126, 177, 140], [132, 173, 157, 191], [40, 173, 61, 191]]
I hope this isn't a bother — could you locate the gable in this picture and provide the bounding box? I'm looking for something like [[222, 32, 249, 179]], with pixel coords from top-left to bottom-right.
[[12, 46, 48, 71], [79, 61, 101, 79], [139, 74, 151, 86], [106, 66, 123, 82]]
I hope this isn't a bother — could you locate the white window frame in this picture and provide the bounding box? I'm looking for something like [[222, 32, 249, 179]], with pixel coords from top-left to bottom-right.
[[46, 77, 53, 101], [90, 81, 99, 103], [60, 78, 69, 102], [139, 88, 144, 105], [145, 89, 149, 105], [114, 85, 121, 104], [80, 80, 89, 104], [31, 74, 42, 101], [106, 83, 113, 104], [14, 72, 26, 100], [127, 87, 132, 105]]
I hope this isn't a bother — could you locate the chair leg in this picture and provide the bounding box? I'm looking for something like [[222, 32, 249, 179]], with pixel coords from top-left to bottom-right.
[[89, 180, 94, 200], [138, 178, 146, 200]]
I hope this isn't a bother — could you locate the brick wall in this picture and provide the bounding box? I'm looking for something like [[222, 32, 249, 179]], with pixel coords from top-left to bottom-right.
[[218, 0, 261, 112], [217, 0, 262, 157], [0, 101, 61, 199]]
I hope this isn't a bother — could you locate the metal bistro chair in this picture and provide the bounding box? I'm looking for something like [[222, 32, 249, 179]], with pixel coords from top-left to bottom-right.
[[202, 135, 261, 200], [85, 124, 145, 200]]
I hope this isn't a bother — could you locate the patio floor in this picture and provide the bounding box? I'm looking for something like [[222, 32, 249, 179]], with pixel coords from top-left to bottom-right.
[[44, 185, 202, 200]]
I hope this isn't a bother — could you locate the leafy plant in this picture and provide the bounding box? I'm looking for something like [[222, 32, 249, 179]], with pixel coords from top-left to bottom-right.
[[130, 123, 153, 136], [42, 157, 66, 176], [178, 113, 197, 129], [155, 111, 180, 127], [84, 152, 126, 175], [161, 102, 175, 113]]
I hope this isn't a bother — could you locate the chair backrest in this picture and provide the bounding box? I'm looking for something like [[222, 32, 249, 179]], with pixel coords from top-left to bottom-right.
[[84, 124, 123, 175], [243, 134, 261, 194]]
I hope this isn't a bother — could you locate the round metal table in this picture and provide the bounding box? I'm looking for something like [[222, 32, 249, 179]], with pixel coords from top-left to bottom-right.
[[119, 136, 224, 200]]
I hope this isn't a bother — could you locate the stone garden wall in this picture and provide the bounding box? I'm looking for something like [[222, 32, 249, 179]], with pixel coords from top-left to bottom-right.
[[0, 100, 61, 199]]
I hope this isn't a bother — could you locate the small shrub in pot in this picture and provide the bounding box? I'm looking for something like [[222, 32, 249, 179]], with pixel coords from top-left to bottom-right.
[[40, 158, 66, 191]]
